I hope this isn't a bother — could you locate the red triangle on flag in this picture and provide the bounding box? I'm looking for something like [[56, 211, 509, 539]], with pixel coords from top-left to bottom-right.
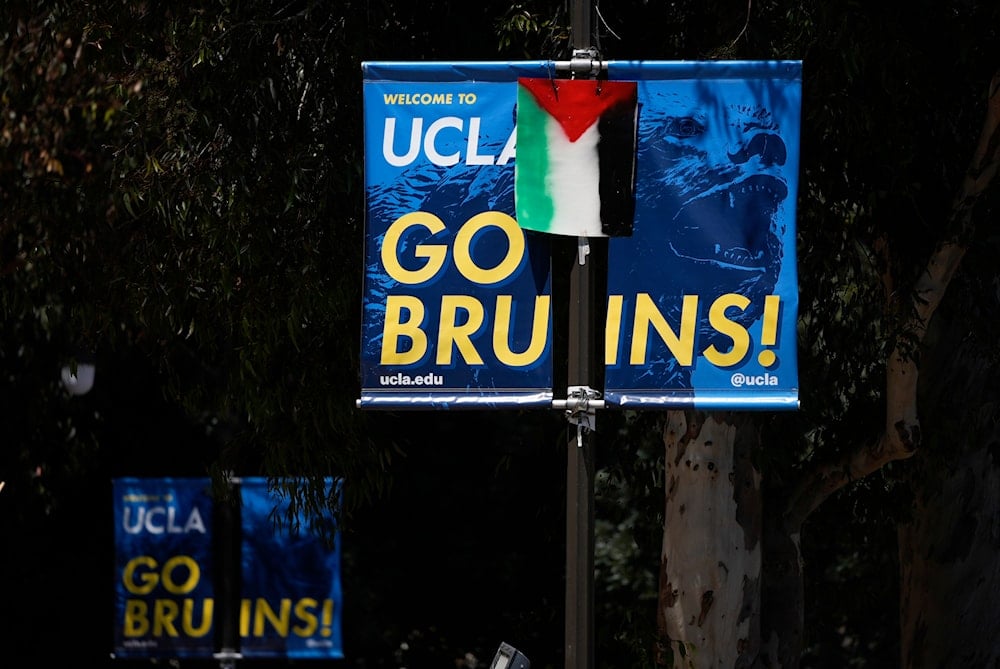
[[518, 78, 637, 142]]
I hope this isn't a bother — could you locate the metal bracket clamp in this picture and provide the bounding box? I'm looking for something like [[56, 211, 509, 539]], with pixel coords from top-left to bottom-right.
[[570, 47, 601, 77], [553, 48, 605, 77], [561, 386, 603, 446], [213, 650, 242, 669]]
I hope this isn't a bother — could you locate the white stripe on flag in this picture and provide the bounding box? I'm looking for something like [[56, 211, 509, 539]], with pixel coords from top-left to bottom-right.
[[545, 118, 603, 237]]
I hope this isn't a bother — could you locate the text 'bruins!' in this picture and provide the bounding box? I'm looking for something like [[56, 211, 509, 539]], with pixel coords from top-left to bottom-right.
[[378, 212, 783, 370], [120, 555, 335, 640]]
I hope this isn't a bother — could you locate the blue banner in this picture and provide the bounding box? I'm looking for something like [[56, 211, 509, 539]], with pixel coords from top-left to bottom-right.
[[361, 61, 801, 411], [361, 62, 555, 409], [603, 61, 801, 409], [112, 477, 344, 661], [112, 477, 215, 659], [239, 478, 344, 659]]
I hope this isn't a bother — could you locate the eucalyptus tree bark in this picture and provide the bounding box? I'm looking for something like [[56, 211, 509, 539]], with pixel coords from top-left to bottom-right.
[[656, 70, 1000, 668], [776, 70, 1000, 667], [899, 403, 1000, 668], [897, 266, 1000, 667], [658, 411, 761, 668]]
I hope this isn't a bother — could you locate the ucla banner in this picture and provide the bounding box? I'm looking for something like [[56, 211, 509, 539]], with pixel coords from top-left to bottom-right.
[[360, 62, 555, 409], [113, 477, 215, 659], [113, 477, 344, 660], [239, 478, 344, 659], [603, 61, 801, 409], [361, 61, 800, 411]]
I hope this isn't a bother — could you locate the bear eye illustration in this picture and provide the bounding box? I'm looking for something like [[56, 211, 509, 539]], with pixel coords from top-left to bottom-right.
[[665, 116, 704, 138]]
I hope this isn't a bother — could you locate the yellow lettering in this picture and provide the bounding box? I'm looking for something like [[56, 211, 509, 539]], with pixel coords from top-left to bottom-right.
[[631, 294, 698, 366], [493, 295, 550, 366], [239, 598, 251, 637], [292, 598, 319, 637], [161, 555, 200, 595], [123, 556, 159, 595], [123, 598, 213, 638], [381, 295, 427, 364], [381, 212, 447, 284], [124, 599, 150, 637], [254, 598, 291, 637], [153, 599, 181, 637], [181, 598, 214, 637], [604, 295, 624, 365], [322, 599, 334, 637], [436, 295, 485, 365], [703, 294, 751, 367], [452, 212, 524, 284]]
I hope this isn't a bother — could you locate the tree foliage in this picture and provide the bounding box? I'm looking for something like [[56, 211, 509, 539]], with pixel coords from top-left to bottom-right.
[[1, 0, 568, 664], [5, 0, 1000, 667]]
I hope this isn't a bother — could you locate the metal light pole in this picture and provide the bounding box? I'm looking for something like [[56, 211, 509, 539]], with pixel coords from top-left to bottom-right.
[[565, 2, 596, 669]]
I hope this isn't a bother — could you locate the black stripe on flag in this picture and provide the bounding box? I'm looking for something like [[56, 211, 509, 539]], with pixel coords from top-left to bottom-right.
[[597, 96, 638, 237]]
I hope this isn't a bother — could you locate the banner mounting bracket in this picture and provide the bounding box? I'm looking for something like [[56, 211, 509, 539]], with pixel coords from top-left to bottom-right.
[[554, 47, 604, 77]]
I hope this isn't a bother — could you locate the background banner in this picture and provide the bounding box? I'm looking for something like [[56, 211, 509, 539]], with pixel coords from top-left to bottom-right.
[[239, 477, 344, 659], [112, 477, 343, 660], [112, 477, 215, 659], [602, 61, 801, 409], [360, 62, 555, 409]]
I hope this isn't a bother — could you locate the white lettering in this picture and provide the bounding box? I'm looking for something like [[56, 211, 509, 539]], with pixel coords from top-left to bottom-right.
[[383, 117, 422, 167], [122, 506, 208, 535], [729, 372, 780, 388], [424, 117, 464, 166], [378, 372, 445, 387], [381, 117, 517, 167]]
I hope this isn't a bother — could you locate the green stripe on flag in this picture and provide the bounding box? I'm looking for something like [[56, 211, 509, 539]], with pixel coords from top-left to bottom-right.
[[515, 86, 553, 233]]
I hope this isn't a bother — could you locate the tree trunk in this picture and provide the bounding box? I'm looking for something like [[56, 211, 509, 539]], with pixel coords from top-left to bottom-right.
[[658, 411, 762, 668], [655, 68, 1000, 669], [757, 499, 804, 669], [898, 295, 1000, 668], [899, 443, 1000, 668]]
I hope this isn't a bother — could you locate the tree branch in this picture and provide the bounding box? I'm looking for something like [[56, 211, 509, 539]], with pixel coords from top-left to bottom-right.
[[784, 69, 1000, 531]]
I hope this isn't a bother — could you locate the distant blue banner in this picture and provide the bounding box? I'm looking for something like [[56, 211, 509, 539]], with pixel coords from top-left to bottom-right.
[[239, 478, 344, 659], [603, 61, 801, 409], [112, 477, 215, 659], [360, 61, 555, 409]]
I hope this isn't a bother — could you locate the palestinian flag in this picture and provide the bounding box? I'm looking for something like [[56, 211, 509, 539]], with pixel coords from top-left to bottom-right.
[[515, 77, 638, 237]]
